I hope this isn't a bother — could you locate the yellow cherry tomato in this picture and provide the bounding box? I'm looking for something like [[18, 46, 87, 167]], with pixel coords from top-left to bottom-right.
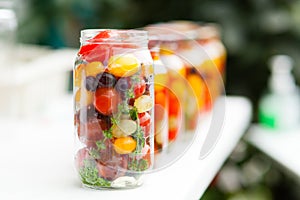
[[85, 61, 105, 77], [114, 137, 137, 154], [108, 54, 140, 77]]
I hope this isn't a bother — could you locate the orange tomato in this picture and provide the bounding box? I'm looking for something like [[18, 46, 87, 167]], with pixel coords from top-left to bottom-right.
[[114, 137, 137, 154]]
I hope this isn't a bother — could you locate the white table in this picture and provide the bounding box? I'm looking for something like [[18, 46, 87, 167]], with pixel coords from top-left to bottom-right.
[[246, 125, 300, 179], [0, 96, 251, 200]]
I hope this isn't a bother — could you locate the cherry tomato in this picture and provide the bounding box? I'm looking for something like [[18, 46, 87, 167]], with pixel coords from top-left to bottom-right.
[[168, 90, 181, 116], [94, 88, 120, 116], [113, 137, 137, 154], [169, 129, 178, 141], [78, 43, 99, 56], [138, 112, 151, 127], [108, 54, 140, 77], [133, 79, 146, 98], [138, 112, 151, 137], [155, 90, 167, 107]]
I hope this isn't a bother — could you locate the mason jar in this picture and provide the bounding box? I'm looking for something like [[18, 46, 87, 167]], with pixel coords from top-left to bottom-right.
[[193, 23, 226, 112], [146, 21, 226, 132], [145, 26, 187, 144], [74, 29, 154, 189]]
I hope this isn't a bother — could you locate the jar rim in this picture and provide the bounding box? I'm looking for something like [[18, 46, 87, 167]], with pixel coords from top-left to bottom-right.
[[80, 29, 148, 44]]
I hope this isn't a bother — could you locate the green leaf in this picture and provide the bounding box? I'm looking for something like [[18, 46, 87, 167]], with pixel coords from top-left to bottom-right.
[[129, 107, 138, 120], [132, 126, 145, 154], [103, 128, 113, 139]]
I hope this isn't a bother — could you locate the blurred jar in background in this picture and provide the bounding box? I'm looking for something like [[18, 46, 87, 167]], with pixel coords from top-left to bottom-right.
[[0, 1, 17, 66], [149, 39, 169, 152], [193, 22, 226, 111], [147, 21, 226, 132], [145, 25, 188, 140]]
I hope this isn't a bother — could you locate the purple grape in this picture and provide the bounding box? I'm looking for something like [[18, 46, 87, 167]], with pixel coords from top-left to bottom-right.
[[85, 76, 98, 91], [115, 78, 129, 92], [96, 72, 116, 88]]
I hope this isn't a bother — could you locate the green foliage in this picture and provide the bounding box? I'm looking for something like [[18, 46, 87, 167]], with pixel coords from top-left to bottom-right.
[[128, 158, 149, 171], [79, 159, 111, 187]]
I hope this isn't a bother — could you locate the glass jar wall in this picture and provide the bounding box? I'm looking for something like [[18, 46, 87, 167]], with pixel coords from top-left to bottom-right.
[[149, 40, 169, 153]]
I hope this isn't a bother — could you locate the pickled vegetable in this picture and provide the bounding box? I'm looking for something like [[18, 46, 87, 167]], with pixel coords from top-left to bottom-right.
[[114, 137, 137, 154], [112, 120, 137, 138], [134, 95, 153, 113], [94, 88, 120, 115], [108, 54, 140, 77]]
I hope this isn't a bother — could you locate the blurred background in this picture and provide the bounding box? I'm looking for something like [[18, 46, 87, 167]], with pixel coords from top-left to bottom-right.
[[13, 0, 300, 116], [1, 0, 300, 199]]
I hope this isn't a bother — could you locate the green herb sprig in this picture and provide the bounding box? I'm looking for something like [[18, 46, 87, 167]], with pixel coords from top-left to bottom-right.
[[79, 159, 111, 187]]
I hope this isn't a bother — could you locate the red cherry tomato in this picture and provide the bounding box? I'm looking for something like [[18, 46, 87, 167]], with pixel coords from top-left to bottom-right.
[[133, 79, 146, 98], [94, 88, 120, 116], [168, 91, 181, 116], [138, 112, 151, 127], [79, 44, 111, 63], [138, 112, 151, 137], [169, 129, 177, 141], [78, 43, 98, 55]]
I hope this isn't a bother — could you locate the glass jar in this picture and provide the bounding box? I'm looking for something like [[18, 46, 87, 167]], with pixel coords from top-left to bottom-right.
[[146, 23, 198, 133], [146, 26, 186, 142], [146, 21, 226, 132], [73, 29, 154, 189], [193, 23, 226, 111]]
